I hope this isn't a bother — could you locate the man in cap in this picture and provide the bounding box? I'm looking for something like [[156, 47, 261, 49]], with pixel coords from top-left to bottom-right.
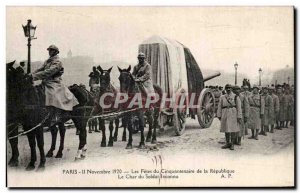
[[132, 52, 155, 97], [217, 84, 242, 150], [232, 85, 249, 145], [260, 86, 273, 135], [269, 86, 279, 133], [287, 87, 294, 127], [31, 45, 79, 127], [277, 85, 288, 129], [241, 85, 251, 135], [248, 85, 265, 140], [89, 66, 100, 92]]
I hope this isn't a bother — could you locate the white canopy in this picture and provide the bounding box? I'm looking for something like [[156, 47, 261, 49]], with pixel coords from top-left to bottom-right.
[[139, 35, 188, 97]]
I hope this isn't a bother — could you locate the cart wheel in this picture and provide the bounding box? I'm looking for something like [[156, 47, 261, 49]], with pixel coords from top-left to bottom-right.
[[174, 90, 187, 136], [197, 88, 215, 128]]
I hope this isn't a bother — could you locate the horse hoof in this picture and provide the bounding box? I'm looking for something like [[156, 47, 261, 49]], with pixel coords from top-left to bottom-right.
[[125, 144, 133, 149], [37, 164, 45, 172], [8, 160, 19, 167], [101, 142, 106, 147], [55, 152, 63, 158], [151, 139, 157, 144], [108, 142, 113, 147], [25, 163, 35, 171], [138, 143, 146, 149], [46, 151, 53, 158]]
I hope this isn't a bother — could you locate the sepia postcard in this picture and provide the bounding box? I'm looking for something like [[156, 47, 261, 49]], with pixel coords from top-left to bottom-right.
[[6, 6, 295, 187]]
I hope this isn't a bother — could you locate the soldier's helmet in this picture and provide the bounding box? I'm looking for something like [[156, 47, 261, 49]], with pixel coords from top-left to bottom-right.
[[225, 84, 232, 89], [252, 84, 259, 90], [47, 45, 60, 53], [137, 52, 146, 58]]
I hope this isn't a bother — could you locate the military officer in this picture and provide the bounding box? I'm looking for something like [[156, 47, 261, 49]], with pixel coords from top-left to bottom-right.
[[132, 52, 155, 97], [217, 84, 242, 150], [31, 45, 79, 125], [260, 87, 273, 135], [232, 86, 249, 145], [277, 85, 288, 129], [269, 86, 279, 133], [89, 66, 100, 92], [248, 85, 265, 140]]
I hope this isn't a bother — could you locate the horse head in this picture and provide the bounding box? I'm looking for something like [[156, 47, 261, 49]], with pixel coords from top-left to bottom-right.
[[118, 65, 134, 93], [97, 65, 113, 90]]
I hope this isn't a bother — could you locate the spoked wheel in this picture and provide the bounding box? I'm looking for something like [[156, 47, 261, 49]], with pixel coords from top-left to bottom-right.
[[174, 108, 187, 136], [174, 89, 187, 136], [197, 88, 215, 128]]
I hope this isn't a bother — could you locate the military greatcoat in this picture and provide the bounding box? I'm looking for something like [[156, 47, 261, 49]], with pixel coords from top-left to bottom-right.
[[270, 93, 279, 125], [262, 94, 273, 126], [217, 92, 242, 133], [248, 93, 265, 130], [132, 61, 155, 95], [32, 55, 79, 111]]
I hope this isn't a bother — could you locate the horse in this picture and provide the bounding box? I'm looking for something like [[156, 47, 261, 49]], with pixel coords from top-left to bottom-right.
[[91, 66, 119, 147], [9, 69, 91, 170], [7, 61, 23, 167], [117, 65, 162, 149], [242, 78, 251, 89]]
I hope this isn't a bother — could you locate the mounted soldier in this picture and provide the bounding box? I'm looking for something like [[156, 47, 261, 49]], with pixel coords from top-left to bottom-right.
[[31, 45, 79, 125], [132, 52, 155, 98]]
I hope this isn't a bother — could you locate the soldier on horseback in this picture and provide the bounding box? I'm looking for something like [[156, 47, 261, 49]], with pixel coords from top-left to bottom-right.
[[132, 52, 155, 97], [31, 45, 79, 124]]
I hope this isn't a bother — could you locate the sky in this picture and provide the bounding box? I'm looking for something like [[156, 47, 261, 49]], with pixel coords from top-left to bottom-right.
[[6, 6, 294, 79]]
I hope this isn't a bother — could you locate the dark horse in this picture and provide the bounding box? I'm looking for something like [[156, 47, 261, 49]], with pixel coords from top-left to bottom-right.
[[8, 68, 91, 170], [242, 78, 251, 89], [118, 66, 162, 149], [7, 61, 23, 167], [91, 66, 119, 147]]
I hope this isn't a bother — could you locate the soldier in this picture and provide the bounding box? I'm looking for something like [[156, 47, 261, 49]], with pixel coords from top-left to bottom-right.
[[269, 86, 279, 133], [287, 87, 294, 126], [260, 87, 273, 135], [241, 85, 251, 135], [248, 85, 265, 140], [31, 45, 79, 125], [277, 85, 288, 129], [132, 52, 155, 96], [217, 84, 242, 150], [89, 66, 100, 92], [232, 85, 249, 145]]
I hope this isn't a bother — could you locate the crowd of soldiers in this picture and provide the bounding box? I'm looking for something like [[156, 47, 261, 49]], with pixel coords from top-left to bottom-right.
[[213, 83, 294, 150]]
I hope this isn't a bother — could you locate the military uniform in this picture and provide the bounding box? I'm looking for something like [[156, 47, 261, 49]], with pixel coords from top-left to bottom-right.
[[32, 47, 79, 111], [270, 92, 279, 130], [217, 86, 242, 150], [287, 93, 294, 125], [238, 92, 250, 137], [217, 92, 242, 133], [132, 61, 155, 95], [278, 93, 288, 122], [248, 90, 265, 139]]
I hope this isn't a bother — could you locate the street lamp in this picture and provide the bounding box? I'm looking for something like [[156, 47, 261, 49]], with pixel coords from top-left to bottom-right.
[[22, 19, 37, 74], [234, 62, 238, 86], [258, 68, 262, 86]]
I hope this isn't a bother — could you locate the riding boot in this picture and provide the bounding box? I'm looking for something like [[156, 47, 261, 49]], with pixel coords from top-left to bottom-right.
[[248, 129, 255, 139], [236, 137, 241, 146], [229, 133, 235, 150], [270, 125, 274, 133], [263, 126, 267, 136], [221, 133, 231, 149], [255, 129, 259, 140]]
